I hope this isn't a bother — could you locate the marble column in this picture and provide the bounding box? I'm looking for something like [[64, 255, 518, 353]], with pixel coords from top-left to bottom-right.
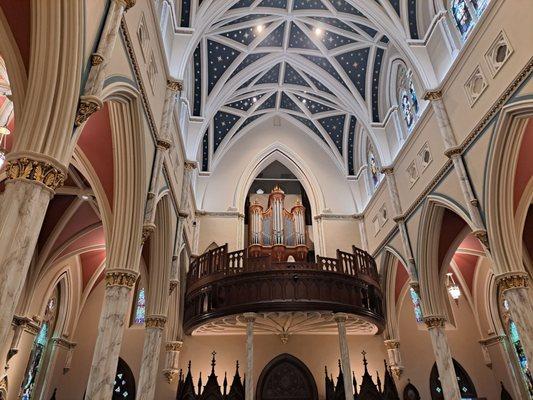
[[0, 159, 66, 350], [77, 0, 135, 125], [499, 273, 533, 368], [84, 270, 138, 400], [137, 316, 167, 400], [423, 316, 461, 400], [384, 340, 403, 380], [163, 341, 183, 384], [335, 313, 353, 400], [244, 313, 256, 400]]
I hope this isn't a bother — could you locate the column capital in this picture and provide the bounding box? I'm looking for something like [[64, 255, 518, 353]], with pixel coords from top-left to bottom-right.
[[243, 312, 257, 323], [423, 89, 443, 101], [167, 79, 183, 92], [75, 95, 103, 126], [471, 229, 489, 249], [165, 341, 183, 352], [145, 315, 167, 329], [380, 166, 394, 175], [478, 335, 506, 347], [384, 339, 400, 350], [334, 312, 349, 323], [123, 0, 136, 10], [496, 272, 529, 293], [444, 145, 462, 158], [408, 280, 420, 292], [5, 155, 67, 192], [169, 280, 179, 294], [105, 269, 139, 288], [184, 160, 198, 171], [163, 369, 180, 384], [91, 53, 104, 66], [141, 222, 156, 244], [423, 315, 446, 329], [156, 138, 172, 150], [51, 337, 77, 350]]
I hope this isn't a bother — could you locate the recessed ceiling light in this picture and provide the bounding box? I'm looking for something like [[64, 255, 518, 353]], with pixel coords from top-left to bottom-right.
[[253, 97, 257, 102], [302, 99, 307, 104], [81, 194, 90, 201], [256, 189, 264, 194], [314, 27, 323, 36], [256, 25, 264, 33]]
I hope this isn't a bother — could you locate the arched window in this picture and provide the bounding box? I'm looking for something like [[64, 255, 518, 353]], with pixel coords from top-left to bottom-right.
[[20, 289, 59, 399], [397, 66, 419, 133], [429, 359, 476, 399], [450, 0, 490, 39], [113, 357, 136, 399], [367, 144, 380, 190], [501, 298, 533, 396], [409, 287, 423, 323], [134, 287, 146, 325]]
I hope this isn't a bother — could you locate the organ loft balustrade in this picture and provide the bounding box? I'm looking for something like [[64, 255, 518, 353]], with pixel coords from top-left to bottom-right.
[[183, 243, 384, 335]]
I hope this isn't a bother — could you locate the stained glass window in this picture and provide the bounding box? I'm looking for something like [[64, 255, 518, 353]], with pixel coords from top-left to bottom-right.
[[21, 293, 57, 400], [409, 287, 423, 323], [134, 287, 146, 325], [113, 358, 136, 399], [367, 146, 380, 189], [450, 0, 490, 39], [502, 299, 533, 396], [430, 359, 477, 399], [397, 66, 419, 132]]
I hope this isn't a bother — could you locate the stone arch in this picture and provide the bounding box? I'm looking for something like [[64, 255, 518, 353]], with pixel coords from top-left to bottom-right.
[[256, 354, 318, 400]]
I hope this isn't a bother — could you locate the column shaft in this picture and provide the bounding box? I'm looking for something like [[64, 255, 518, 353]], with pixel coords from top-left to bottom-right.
[[503, 285, 533, 368], [335, 314, 353, 400], [244, 314, 255, 400], [84, 271, 137, 399], [137, 323, 165, 400], [424, 317, 461, 400], [0, 181, 52, 348]]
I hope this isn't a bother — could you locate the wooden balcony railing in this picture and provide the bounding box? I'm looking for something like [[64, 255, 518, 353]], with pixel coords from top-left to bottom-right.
[[183, 245, 384, 334]]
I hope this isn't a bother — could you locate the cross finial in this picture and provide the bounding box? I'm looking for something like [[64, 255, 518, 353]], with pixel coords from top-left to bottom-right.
[[211, 351, 217, 372]]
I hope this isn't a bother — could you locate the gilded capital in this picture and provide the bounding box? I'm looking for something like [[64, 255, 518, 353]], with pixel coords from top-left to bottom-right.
[[243, 312, 257, 323], [6, 157, 67, 192], [145, 316, 167, 329], [75, 95, 103, 126], [165, 341, 183, 352], [124, 0, 136, 10], [423, 315, 446, 329], [380, 166, 394, 175], [167, 79, 183, 92], [184, 160, 198, 171], [334, 312, 348, 323], [444, 146, 462, 158], [472, 229, 489, 249], [105, 270, 138, 288], [169, 280, 179, 294], [141, 223, 156, 244], [384, 340, 400, 350], [157, 138, 172, 150], [423, 89, 443, 101], [91, 53, 104, 66], [498, 273, 529, 293], [163, 369, 179, 384]]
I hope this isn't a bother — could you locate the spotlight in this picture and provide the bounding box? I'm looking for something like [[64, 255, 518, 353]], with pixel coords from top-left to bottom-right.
[[256, 189, 264, 194], [253, 97, 257, 103], [81, 194, 91, 201], [314, 27, 323, 36], [256, 24, 264, 33]]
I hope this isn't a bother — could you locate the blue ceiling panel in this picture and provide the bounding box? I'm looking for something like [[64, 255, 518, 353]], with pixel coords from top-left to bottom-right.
[[207, 40, 241, 93], [256, 63, 281, 84], [237, 114, 263, 133], [280, 92, 302, 112], [347, 115, 357, 175], [288, 22, 318, 50], [227, 94, 264, 111], [331, 0, 365, 17], [302, 54, 349, 91], [258, 0, 287, 8], [193, 44, 202, 116], [321, 30, 356, 50], [258, 22, 286, 47], [295, 94, 334, 114], [213, 111, 241, 151], [293, 0, 326, 10], [304, 72, 334, 95], [388, 0, 401, 17], [289, 114, 325, 142], [335, 47, 370, 98], [408, 0, 419, 39], [221, 26, 258, 46], [318, 114, 346, 154], [283, 63, 310, 86], [371, 48, 384, 122], [230, 53, 268, 79], [230, 0, 255, 9], [257, 93, 278, 110], [201, 131, 209, 171]]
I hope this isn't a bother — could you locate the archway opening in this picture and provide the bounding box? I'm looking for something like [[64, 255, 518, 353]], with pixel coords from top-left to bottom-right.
[[256, 354, 318, 400], [244, 160, 314, 262]]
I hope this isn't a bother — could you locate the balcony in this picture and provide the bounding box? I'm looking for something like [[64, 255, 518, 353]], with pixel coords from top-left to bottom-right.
[[183, 245, 384, 335]]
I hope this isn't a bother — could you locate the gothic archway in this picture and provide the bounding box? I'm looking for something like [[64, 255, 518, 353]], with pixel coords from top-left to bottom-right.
[[429, 358, 476, 400], [257, 354, 318, 400]]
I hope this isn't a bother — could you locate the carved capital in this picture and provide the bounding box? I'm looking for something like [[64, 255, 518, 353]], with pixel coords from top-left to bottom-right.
[[156, 138, 172, 150], [479, 335, 505, 347], [105, 270, 138, 288], [6, 157, 67, 192], [393, 215, 405, 224], [169, 280, 179, 294], [409, 281, 420, 293], [91, 53, 104, 66], [167, 79, 183, 92], [423, 315, 446, 329], [51, 337, 77, 350], [184, 160, 198, 171], [75, 95, 103, 126], [165, 341, 183, 352], [243, 312, 256, 323], [145, 316, 167, 329], [163, 369, 179, 384], [380, 166, 394, 175], [124, 0, 136, 10], [472, 229, 489, 249], [334, 312, 348, 323], [498, 273, 529, 293], [384, 339, 400, 350], [423, 89, 443, 101], [390, 366, 403, 380], [444, 146, 462, 158], [141, 223, 156, 244]]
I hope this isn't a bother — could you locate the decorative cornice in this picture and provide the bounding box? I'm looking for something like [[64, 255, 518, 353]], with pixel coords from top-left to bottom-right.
[[478, 335, 505, 347], [384, 340, 400, 350], [167, 79, 183, 92], [145, 316, 167, 329], [141, 222, 156, 244], [51, 337, 77, 350], [472, 229, 490, 249], [165, 341, 183, 352], [497, 272, 529, 293], [423, 315, 446, 329], [6, 157, 66, 192], [423, 89, 443, 101], [75, 95, 103, 126], [91, 53, 104, 66], [105, 270, 138, 288]]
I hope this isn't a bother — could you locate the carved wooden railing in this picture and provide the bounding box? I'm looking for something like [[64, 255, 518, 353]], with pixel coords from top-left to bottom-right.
[[184, 245, 383, 334]]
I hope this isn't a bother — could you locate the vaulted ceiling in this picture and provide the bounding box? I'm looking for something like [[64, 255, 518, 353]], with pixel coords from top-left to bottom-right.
[[189, 0, 424, 173]]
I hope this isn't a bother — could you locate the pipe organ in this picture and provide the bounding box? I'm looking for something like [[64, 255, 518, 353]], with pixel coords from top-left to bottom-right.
[[248, 186, 308, 261]]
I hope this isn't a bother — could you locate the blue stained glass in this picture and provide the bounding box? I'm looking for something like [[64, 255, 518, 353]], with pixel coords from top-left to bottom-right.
[[409, 287, 423, 323], [451, 0, 473, 36], [134, 288, 146, 324]]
